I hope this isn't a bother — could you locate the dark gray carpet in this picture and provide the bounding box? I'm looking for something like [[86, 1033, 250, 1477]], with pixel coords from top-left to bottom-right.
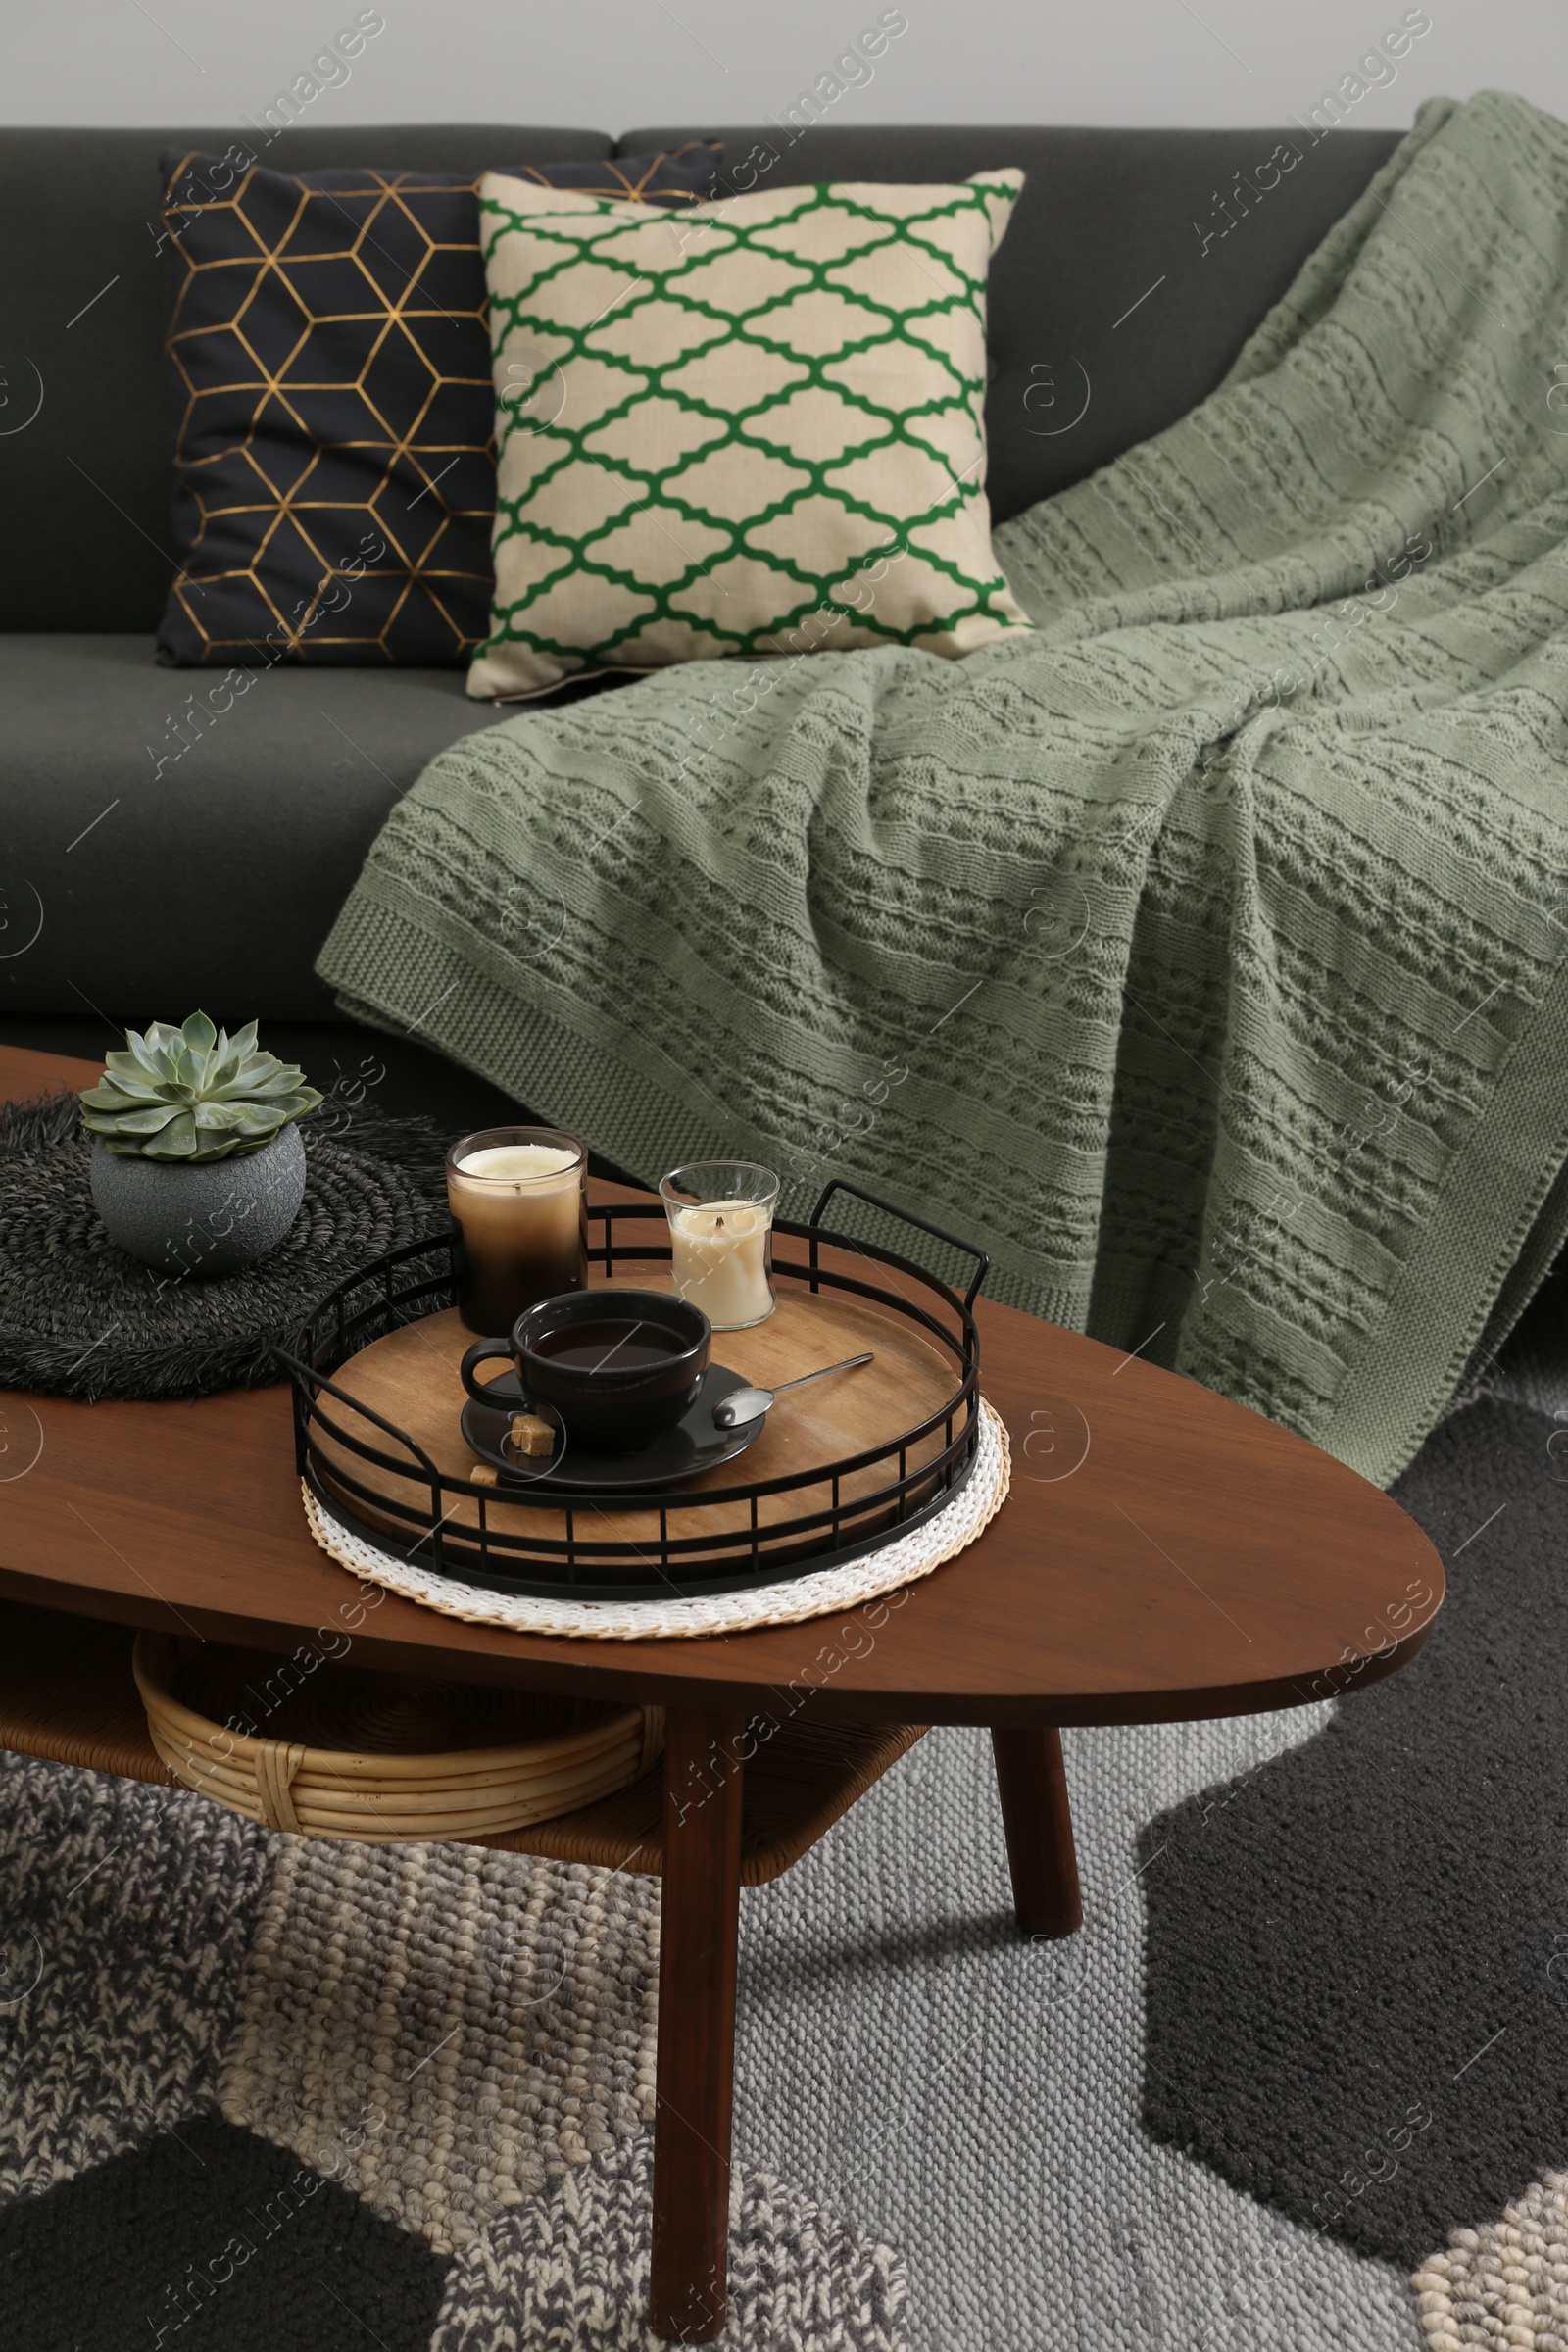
[[0, 2114, 449, 2351], [1139, 1393, 1568, 2271]]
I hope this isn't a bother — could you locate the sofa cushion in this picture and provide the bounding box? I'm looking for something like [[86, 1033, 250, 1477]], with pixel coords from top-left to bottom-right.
[[0, 126, 613, 636], [616, 124, 1405, 524], [468, 168, 1032, 700], [0, 122, 1401, 636], [155, 143, 722, 669], [0, 635, 534, 1019]]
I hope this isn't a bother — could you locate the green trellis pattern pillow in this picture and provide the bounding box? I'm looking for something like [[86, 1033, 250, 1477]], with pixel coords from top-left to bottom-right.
[[467, 169, 1033, 699]]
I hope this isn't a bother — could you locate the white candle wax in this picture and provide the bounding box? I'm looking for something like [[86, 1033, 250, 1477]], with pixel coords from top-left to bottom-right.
[[459, 1143, 578, 1184], [668, 1200, 774, 1329]]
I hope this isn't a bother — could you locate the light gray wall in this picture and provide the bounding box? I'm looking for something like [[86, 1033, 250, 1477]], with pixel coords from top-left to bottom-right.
[[6, 0, 1561, 133]]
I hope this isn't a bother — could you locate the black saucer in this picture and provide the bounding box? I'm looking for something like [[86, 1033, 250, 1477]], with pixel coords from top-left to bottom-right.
[[460, 1363, 763, 1493]]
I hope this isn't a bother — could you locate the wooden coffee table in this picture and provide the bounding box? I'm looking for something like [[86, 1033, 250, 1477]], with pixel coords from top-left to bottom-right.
[[0, 1045, 1444, 2340]]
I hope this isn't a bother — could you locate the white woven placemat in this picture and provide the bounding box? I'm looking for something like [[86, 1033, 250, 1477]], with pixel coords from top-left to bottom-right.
[[302, 1396, 1010, 1640]]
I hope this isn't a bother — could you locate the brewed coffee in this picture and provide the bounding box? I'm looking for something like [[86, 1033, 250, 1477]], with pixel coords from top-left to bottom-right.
[[532, 1319, 683, 1373]]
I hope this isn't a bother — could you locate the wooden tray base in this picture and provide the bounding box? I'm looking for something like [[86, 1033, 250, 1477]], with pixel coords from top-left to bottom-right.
[[315, 1277, 962, 1576]]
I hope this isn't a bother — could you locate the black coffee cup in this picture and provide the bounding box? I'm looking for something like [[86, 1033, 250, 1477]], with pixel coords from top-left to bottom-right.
[[459, 1288, 711, 1453]]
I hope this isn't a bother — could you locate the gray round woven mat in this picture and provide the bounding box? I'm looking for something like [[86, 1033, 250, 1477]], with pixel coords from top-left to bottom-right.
[[0, 1091, 453, 1401]]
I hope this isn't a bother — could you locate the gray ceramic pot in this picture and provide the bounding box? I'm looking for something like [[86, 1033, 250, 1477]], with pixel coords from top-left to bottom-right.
[[89, 1123, 307, 1277]]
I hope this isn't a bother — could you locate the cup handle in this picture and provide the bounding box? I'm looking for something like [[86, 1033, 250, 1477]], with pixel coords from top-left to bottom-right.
[[459, 1336, 516, 1406]]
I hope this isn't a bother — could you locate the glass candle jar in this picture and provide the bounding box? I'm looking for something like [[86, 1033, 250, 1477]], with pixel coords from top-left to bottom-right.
[[659, 1161, 779, 1331], [445, 1126, 587, 1335]]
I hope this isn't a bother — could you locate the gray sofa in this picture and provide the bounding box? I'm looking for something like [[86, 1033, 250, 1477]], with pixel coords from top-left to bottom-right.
[[0, 119, 1399, 1118]]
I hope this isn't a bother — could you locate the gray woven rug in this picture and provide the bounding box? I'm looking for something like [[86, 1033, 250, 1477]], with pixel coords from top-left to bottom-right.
[[0, 1090, 451, 1400], [0, 1381, 1560, 2348]]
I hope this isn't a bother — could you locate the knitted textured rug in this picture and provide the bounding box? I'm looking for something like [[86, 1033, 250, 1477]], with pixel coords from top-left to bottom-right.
[[1140, 1396, 1568, 2278], [2, 1365, 1563, 2349], [319, 90, 1568, 1492]]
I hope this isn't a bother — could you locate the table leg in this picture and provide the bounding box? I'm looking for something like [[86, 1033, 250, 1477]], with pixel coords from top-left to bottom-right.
[[650, 1707, 745, 2343], [990, 1726, 1082, 1938]]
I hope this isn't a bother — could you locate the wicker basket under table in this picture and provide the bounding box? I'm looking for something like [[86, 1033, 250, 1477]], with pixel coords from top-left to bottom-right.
[[132, 1631, 664, 1841]]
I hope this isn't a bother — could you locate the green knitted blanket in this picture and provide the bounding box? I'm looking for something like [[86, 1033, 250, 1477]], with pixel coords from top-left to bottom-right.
[[320, 91, 1568, 1489]]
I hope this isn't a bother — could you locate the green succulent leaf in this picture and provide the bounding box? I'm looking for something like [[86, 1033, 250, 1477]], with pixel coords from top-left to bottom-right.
[[126, 1028, 171, 1081], [99, 1051, 166, 1096], [205, 1040, 247, 1094], [109, 1105, 184, 1136], [80, 1011, 323, 1161], [152, 1110, 199, 1157], [84, 1072, 155, 1110]]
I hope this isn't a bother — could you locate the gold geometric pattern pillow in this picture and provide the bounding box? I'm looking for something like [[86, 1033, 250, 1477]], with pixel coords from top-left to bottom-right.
[[466, 170, 1033, 700], [156, 147, 720, 667]]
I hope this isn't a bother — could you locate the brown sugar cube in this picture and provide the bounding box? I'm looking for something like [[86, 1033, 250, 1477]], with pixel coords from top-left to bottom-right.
[[469, 1464, 500, 1486], [509, 1413, 556, 1458]]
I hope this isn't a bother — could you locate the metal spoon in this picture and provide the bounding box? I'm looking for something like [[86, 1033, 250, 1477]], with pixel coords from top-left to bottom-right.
[[712, 1351, 873, 1430]]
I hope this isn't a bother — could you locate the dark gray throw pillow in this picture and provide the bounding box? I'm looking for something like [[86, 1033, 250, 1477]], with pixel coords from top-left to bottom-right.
[[155, 144, 722, 667]]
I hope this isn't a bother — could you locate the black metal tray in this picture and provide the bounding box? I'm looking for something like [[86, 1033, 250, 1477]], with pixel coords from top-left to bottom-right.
[[273, 1179, 988, 1604]]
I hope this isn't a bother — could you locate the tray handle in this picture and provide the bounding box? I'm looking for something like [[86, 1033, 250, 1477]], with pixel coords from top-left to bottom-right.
[[270, 1344, 447, 1511], [806, 1178, 990, 1315]]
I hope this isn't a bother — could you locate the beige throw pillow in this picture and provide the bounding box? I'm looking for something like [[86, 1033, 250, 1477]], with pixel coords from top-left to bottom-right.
[[467, 168, 1033, 699]]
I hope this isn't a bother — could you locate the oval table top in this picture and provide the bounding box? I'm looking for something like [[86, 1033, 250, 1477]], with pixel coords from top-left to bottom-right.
[[0, 1046, 1443, 1727]]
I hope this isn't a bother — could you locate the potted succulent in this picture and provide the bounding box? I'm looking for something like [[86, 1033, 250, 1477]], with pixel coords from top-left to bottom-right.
[[80, 1013, 322, 1277]]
